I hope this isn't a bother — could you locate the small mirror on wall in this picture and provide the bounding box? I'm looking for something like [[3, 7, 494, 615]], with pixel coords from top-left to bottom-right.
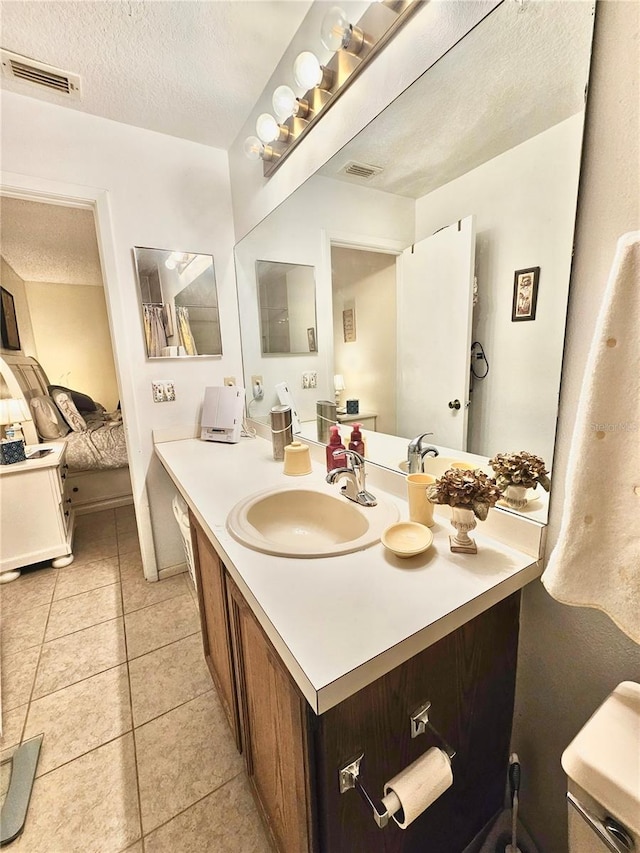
[[133, 247, 223, 358], [256, 260, 317, 355]]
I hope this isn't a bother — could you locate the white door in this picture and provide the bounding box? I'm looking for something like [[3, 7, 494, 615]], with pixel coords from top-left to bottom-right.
[[397, 215, 476, 450]]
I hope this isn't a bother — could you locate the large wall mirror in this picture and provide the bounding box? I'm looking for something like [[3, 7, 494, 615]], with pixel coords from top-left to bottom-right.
[[234, 1, 596, 523], [133, 247, 222, 358]]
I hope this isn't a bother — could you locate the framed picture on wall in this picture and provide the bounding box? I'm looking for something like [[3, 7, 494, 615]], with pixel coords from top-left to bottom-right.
[[0, 286, 21, 350], [343, 307, 356, 342], [307, 327, 316, 352], [511, 267, 540, 322]]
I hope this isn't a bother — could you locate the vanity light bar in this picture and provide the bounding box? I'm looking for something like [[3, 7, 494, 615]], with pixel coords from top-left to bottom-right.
[[244, 0, 421, 177]]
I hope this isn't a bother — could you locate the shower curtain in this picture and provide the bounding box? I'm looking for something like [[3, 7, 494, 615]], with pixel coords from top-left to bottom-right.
[[176, 306, 198, 356], [143, 304, 167, 357]]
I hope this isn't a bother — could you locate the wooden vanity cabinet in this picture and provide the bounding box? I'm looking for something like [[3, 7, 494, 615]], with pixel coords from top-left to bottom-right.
[[227, 576, 317, 853], [189, 511, 240, 749], [190, 515, 520, 853]]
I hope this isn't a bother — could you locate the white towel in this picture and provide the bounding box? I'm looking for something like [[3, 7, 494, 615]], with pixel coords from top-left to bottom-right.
[[542, 231, 640, 643]]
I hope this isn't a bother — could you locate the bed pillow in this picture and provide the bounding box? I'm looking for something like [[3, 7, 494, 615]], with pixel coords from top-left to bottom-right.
[[47, 384, 97, 413], [50, 388, 87, 432], [29, 395, 71, 440]]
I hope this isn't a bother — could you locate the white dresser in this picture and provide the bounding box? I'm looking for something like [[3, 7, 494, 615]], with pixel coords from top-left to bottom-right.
[[0, 442, 75, 577]]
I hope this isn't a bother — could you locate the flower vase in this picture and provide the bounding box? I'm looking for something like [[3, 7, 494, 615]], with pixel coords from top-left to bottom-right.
[[449, 506, 477, 554], [503, 484, 528, 510]]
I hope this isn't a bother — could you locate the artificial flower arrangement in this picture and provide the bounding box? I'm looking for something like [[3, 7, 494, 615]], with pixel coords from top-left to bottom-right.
[[488, 451, 551, 492], [426, 468, 503, 521]]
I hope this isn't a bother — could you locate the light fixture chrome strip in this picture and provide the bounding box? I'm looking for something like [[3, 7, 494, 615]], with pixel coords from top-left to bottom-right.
[[261, 0, 423, 178]]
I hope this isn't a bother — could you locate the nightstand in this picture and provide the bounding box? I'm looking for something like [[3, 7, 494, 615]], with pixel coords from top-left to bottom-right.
[[0, 442, 75, 581], [336, 411, 377, 431]]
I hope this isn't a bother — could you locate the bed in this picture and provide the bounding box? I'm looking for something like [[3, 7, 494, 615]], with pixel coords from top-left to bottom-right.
[[1, 353, 133, 513]]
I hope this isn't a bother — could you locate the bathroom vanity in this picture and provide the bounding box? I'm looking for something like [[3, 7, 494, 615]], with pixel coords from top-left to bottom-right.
[[155, 436, 543, 853]]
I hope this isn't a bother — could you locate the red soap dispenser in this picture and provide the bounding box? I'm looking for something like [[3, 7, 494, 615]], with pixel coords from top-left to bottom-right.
[[348, 423, 365, 456], [326, 424, 347, 472]]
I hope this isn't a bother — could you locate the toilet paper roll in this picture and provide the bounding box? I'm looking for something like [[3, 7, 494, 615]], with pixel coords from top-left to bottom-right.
[[383, 747, 453, 829]]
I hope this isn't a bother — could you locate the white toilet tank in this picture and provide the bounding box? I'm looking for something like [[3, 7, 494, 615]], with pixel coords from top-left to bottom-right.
[[562, 681, 640, 853]]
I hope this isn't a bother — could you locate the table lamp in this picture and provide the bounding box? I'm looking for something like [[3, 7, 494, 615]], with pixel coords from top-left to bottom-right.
[[334, 375, 346, 412], [0, 397, 32, 442]]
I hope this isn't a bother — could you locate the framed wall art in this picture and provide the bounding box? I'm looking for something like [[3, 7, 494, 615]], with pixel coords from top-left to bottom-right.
[[511, 267, 540, 322], [0, 286, 21, 350]]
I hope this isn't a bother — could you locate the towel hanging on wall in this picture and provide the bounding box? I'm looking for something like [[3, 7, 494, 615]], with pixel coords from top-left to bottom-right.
[[542, 231, 640, 643]]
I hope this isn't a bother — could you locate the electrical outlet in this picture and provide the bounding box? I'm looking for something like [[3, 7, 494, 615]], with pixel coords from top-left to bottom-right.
[[224, 376, 236, 386], [302, 371, 317, 389], [251, 375, 264, 400], [152, 380, 175, 403]]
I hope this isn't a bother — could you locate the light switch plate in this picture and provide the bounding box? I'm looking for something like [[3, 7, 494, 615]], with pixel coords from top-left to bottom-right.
[[302, 371, 317, 389], [152, 380, 175, 403]]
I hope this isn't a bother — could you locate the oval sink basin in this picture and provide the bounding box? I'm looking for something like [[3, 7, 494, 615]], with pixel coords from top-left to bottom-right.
[[227, 486, 399, 558]]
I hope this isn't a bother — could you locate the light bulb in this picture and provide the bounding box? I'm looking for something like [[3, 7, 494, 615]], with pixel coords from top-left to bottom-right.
[[320, 6, 351, 51], [255, 113, 280, 144], [165, 258, 177, 270], [243, 135, 265, 161], [272, 85, 297, 121], [293, 51, 323, 90]]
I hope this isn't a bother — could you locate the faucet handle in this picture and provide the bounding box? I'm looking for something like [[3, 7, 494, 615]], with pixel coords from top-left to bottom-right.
[[342, 448, 364, 466]]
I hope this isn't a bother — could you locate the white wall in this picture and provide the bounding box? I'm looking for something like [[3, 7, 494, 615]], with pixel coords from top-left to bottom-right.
[[25, 280, 119, 411], [511, 3, 640, 851], [415, 115, 584, 464], [235, 175, 413, 423], [1, 91, 242, 575], [332, 248, 397, 435], [0, 257, 36, 357]]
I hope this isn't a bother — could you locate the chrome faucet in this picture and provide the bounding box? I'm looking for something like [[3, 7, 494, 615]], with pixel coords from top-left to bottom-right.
[[326, 449, 377, 507], [407, 433, 439, 474]]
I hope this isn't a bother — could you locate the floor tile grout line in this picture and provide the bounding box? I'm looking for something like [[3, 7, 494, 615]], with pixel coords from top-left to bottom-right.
[[31, 727, 134, 782], [132, 681, 211, 730], [141, 767, 247, 841], [52, 573, 121, 604], [118, 540, 146, 851], [33, 613, 124, 648], [126, 628, 201, 663], [121, 585, 193, 620], [31, 655, 128, 704]]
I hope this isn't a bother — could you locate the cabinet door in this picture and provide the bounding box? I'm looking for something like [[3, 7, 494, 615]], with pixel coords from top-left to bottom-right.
[[227, 577, 315, 853], [190, 513, 240, 749]]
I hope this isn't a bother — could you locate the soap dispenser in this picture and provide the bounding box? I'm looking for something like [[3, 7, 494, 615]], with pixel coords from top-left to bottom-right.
[[326, 424, 346, 472], [348, 423, 365, 456]]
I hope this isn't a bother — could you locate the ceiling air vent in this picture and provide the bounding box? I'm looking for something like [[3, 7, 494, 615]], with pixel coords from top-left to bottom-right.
[[340, 161, 383, 180], [1, 49, 81, 99]]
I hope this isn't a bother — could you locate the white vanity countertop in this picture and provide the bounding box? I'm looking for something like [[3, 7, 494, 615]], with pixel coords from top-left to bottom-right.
[[155, 436, 541, 715]]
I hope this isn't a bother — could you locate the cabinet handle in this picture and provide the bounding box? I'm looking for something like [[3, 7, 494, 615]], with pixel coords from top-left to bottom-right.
[[65, 498, 72, 505]]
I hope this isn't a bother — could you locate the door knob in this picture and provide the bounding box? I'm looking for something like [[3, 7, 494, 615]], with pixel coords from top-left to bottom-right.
[[448, 399, 461, 410]]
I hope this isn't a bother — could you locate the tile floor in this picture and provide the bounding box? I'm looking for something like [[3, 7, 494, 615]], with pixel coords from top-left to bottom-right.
[[0, 505, 273, 853]]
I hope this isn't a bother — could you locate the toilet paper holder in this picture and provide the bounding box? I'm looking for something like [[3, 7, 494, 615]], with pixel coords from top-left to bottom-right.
[[338, 701, 456, 829]]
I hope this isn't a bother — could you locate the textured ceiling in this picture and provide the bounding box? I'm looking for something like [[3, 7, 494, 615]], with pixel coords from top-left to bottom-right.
[[319, 0, 593, 198], [0, 197, 103, 285], [0, 0, 313, 149]]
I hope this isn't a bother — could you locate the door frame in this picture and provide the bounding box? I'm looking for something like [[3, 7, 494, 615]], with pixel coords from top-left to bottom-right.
[[1, 170, 158, 579]]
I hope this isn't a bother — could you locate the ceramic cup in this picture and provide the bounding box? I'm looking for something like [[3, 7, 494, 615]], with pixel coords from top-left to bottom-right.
[[406, 473, 436, 527], [450, 461, 477, 471], [283, 441, 312, 476]]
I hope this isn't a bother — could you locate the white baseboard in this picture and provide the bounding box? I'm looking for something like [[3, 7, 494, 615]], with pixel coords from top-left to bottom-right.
[[158, 562, 187, 580]]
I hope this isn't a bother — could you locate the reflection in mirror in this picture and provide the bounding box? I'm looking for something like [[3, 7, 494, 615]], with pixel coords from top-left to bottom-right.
[[234, 1, 595, 523], [133, 247, 222, 358], [256, 261, 317, 354]]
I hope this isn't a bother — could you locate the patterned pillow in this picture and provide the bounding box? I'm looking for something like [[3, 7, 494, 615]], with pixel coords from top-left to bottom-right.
[[50, 388, 87, 432], [29, 395, 71, 440], [47, 384, 97, 413]]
